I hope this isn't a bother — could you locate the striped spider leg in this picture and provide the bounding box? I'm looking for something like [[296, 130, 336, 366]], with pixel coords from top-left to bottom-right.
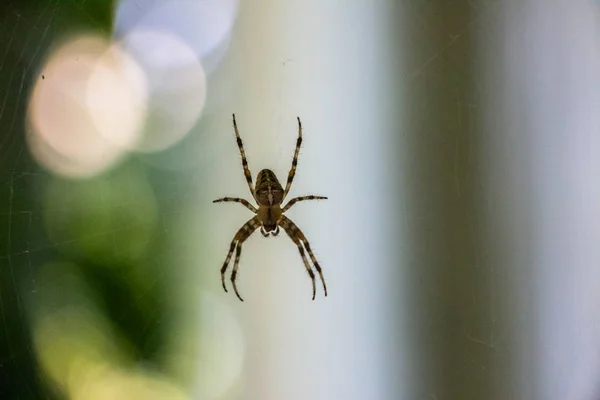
[[213, 114, 328, 301]]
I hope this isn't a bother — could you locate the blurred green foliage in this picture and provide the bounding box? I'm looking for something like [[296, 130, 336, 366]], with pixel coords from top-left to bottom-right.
[[0, 1, 198, 398]]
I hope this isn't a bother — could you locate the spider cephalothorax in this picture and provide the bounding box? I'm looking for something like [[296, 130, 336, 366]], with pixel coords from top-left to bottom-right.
[[213, 114, 327, 301]]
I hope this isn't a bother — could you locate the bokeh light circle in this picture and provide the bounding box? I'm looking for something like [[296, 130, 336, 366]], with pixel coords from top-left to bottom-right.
[[86, 42, 148, 150], [116, 30, 207, 153], [114, 0, 239, 75], [27, 34, 148, 179]]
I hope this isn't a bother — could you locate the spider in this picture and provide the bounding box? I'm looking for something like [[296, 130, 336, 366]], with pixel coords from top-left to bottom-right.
[[213, 114, 328, 302]]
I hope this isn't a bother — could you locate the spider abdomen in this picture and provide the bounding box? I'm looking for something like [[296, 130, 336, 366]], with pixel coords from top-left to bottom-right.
[[255, 169, 284, 206]]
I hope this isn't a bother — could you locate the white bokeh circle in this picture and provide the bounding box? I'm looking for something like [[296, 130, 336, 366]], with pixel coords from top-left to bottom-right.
[[117, 30, 207, 153]]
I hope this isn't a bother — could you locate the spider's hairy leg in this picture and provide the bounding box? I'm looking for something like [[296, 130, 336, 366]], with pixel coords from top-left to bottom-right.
[[220, 242, 236, 292], [213, 197, 258, 213], [231, 245, 244, 301], [220, 215, 261, 301], [302, 240, 327, 297], [286, 233, 316, 300], [281, 195, 328, 212], [282, 117, 302, 199], [232, 114, 256, 199], [280, 215, 326, 300]]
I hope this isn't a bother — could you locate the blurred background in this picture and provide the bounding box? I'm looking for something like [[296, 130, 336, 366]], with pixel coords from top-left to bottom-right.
[[1, 0, 600, 399]]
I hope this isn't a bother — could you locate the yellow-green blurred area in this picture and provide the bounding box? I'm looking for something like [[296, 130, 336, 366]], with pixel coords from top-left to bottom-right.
[[0, 0, 237, 398]]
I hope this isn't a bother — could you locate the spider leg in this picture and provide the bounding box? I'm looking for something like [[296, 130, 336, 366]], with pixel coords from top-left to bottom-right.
[[232, 114, 256, 199], [220, 241, 236, 293], [281, 195, 327, 212], [220, 216, 261, 301], [302, 240, 327, 297], [231, 245, 244, 301], [282, 117, 302, 200], [279, 215, 325, 300], [213, 197, 258, 213], [284, 234, 316, 300], [296, 240, 316, 300]]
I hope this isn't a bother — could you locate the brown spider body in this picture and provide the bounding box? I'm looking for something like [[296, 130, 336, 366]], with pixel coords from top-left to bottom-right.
[[255, 169, 284, 207], [213, 114, 328, 301], [255, 169, 284, 232]]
